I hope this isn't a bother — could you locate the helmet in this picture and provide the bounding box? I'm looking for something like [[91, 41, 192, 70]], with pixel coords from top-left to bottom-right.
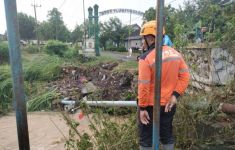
[[140, 20, 165, 36]]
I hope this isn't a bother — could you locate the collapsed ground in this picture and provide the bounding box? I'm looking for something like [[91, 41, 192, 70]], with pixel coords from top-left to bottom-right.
[[51, 62, 137, 103]]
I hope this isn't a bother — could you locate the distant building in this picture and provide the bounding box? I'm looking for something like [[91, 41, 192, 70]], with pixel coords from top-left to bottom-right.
[[125, 24, 142, 50], [0, 34, 7, 41]]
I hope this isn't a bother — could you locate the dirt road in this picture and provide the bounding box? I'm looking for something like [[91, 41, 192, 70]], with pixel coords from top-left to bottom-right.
[[0, 111, 89, 150]]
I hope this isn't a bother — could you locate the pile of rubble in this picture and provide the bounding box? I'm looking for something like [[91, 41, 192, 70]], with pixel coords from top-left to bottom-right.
[[48, 62, 137, 106]]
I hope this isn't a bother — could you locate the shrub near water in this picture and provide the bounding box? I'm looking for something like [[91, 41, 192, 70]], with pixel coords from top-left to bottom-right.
[[27, 90, 60, 111], [0, 42, 9, 64], [24, 56, 62, 82], [45, 40, 68, 57], [63, 47, 78, 58]]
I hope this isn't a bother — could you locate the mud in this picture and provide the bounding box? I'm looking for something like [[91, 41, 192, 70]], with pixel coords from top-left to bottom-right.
[[0, 111, 91, 150]]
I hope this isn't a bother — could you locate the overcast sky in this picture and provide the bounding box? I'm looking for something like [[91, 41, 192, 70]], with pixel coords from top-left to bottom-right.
[[0, 0, 185, 34]]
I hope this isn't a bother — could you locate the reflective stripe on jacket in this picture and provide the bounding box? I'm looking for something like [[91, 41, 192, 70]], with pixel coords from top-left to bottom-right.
[[138, 45, 190, 107]]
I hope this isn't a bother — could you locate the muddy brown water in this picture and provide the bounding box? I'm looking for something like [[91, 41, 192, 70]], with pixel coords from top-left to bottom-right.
[[0, 111, 91, 150]]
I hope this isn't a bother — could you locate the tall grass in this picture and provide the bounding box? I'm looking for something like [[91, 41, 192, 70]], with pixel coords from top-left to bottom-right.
[[27, 90, 60, 111], [63, 107, 138, 150], [81, 56, 117, 67], [0, 55, 62, 113], [0, 41, 9, 64], [0, 65, 12, 113], [113, 61, 138, 72], [24, 55, 62, 82], [174, 82, 235, 149]]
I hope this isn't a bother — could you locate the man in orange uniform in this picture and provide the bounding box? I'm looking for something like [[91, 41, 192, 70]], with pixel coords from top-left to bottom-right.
[[138, 20, 190, 150]]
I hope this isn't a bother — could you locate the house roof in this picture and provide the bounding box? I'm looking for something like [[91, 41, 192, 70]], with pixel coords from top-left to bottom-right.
[[126, 24, 141, 40]]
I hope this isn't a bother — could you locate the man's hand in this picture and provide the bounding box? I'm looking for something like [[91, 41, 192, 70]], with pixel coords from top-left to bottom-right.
[[165, 95, 177, 112], [140, 110, 150, 125]]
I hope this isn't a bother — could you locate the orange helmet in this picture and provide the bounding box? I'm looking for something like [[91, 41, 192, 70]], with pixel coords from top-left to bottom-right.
[[140, 20, 165, 36]]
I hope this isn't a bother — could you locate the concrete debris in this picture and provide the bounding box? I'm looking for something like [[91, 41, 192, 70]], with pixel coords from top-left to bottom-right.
[[187, 47, 235, 89], [82, 82, 98, 94], [191, 81, 211, 92], [101, 62, 118, 70], [211, 48, 235, 85]]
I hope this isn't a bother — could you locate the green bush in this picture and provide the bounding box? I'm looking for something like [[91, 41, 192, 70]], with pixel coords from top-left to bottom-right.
[[0, 42, 9, 64], [45, 40, 68, 57], [63, 47, 78, 58], [63, 108, 138, 150], [116, 46, 126, 52], [27, 90, 60, 111], [106, 46, 127, 52], [24, 56, 62, 82], [22, 44, 40, 53]]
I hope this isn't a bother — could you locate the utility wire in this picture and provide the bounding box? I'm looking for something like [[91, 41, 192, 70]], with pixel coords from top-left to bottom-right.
[[59, 0, 67, 10], [166, 0, 178, 5]]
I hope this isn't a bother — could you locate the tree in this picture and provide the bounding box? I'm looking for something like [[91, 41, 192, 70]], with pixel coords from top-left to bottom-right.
[[99, 22, 109, 50], [100, 17, 128, 48], [70, 24, 84, 43], [38, 21, 53, 41], [38, 8, 70, 42], [143, 6, 177, 40], [17, 13, 36, 40], [143, 0, 235, 44], [143, 7, 156, 21]]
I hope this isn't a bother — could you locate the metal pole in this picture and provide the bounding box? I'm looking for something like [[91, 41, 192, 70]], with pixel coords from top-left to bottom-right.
[[4, 0, 30, 149], [153, 0, 164, 149], [31, 0, 41, 46], [94, 4, 100, 56], [127, 12, 132, 50], [61, 100, 137, 107], [85, 100, 137, 107], [83, 0, 86, 49]]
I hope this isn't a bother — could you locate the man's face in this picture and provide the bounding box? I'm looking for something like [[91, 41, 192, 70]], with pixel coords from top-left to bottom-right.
[[141, 39, 147, 50], [143, 35, 155, 47]]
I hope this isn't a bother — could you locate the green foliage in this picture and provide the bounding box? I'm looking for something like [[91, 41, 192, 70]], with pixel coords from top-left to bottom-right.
[[64, 108, 138, 150], [173, 24, 188, 49], [45, 40, 68, 57], [143, 7, 155, 21], [143, 0, 235, 45], [27, 90, 59, 111], [0, 42, 9, 64], [63, 113, 93, 150], [70, 25, 84, 43], [0, 65, 48, 113], [114, 61, 138, 72], [18, 12, 36, 40], [0, 65, 12, 112], [106, 45, 126, 52], [80, 56, 114, 67], [24, 55, 62, 82], [22, 44, 40, 54], [100, 17, 129, 49], [63, 47, 78, 58], [222, 15, 235, 42], [38, 8, 70, 42], [174, 82, 235, 149]]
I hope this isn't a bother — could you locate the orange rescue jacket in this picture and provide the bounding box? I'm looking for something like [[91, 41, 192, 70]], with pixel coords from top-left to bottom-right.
[[138, 45, 190, 108]]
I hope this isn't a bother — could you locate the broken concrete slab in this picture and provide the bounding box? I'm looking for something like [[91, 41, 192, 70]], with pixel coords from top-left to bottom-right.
[[211, 48, 235, 85]]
